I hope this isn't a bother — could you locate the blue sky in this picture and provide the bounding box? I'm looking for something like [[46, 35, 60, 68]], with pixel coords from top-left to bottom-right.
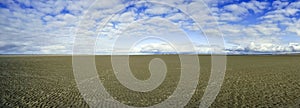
[[0, 0, 300, 54]]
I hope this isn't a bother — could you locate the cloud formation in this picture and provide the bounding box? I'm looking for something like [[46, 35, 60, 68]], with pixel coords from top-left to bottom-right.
[[0, 0, 299, 54]]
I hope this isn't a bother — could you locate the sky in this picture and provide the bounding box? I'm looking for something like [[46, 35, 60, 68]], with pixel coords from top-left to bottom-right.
[[0, 0, 300, 54]]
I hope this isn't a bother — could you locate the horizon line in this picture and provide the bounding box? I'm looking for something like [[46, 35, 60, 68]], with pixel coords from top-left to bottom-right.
[[0, 53, 300, 56]]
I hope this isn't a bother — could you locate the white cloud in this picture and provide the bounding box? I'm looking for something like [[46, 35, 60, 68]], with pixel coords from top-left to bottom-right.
[[240, 1, 269, 13], [167, 13, 188, 21], [272, 1, 289, 9], [135, 43, 174, 53], [289, 1, 300, 9], [224, 4, 248, 16], [132, 42, 219, 54], [286, 19, 300, 36], [217, 1, 269, 22], [40, 45, 67, 54], [226, 42, 300, 53], [117, 12, 136, 23], [289, 43, 300, 51], [92, 0, 122, 9], [218, 12, 243, 21], [145, 6, 175, 15]]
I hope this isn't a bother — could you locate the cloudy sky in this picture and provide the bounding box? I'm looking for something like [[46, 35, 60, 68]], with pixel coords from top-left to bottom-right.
[[0, 0, 300, 54]]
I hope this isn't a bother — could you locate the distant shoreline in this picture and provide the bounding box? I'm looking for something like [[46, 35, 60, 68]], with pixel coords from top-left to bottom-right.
[[0, 54, 299, 57]]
